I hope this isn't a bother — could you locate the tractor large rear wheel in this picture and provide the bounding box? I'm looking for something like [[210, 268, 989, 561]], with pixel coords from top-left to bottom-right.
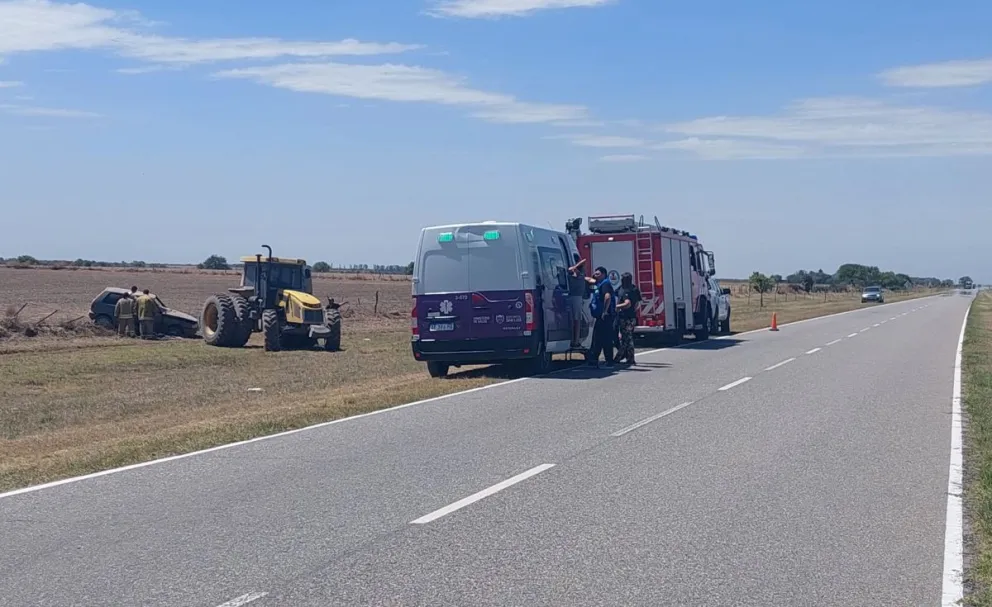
[[201, 294, 239, 347], [229, 294, 253, 347], [324, 308, 342, 351], [262, 309, 281, 352]]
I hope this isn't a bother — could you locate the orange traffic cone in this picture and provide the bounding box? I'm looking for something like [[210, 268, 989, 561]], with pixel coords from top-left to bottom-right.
[[770, 313, 779, 331]]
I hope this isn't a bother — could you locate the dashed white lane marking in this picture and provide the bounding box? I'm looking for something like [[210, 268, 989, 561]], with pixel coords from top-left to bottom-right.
[[848, 333, 859, 338], [215, 592, 268, 607], [826, 339, 843, 346], [860, 328, 870, 333], [805, 348, 822, 355], [410, 464, 555, 524], [718, 377, 752, 391], [873, 323, 881, 327], [611, 402, 694, 437], [764, 358, 796, 371]]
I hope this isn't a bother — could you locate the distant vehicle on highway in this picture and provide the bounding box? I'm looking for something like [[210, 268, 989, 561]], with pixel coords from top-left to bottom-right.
[[861, 286, 885, 304], [89, 287, 199, 337]]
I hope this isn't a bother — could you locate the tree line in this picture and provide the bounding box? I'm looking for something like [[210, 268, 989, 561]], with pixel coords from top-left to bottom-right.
[[746, 263, 971, 307]]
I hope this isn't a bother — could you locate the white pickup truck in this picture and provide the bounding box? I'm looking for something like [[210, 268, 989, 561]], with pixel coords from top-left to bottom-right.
[[707, 277, 732, 334]]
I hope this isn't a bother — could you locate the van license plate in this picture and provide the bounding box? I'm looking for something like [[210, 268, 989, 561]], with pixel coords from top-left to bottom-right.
[[430, 323, 454, 332]]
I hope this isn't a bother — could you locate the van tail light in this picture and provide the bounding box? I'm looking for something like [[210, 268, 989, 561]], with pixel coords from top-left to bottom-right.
[[524, 292, 535, 335], [472, 292, 487, 307], [411, 298, 419, 340]]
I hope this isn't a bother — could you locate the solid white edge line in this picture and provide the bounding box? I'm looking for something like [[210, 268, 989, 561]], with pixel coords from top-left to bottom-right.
[[410, 463, 555, 524], [826, 339, 843, 346], [805, 347, 821, 354], [0, 293, 944, 501], [0, 377, 530, 500], [611, 402, 694, 437], [764, 358, 796, 371], [941, 301, 972, 606], [718, 377, 752, 391], [215, 592, 268, 607]]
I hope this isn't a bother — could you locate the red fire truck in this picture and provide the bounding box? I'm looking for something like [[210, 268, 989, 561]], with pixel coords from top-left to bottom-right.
[[566, 214, 727, 342]]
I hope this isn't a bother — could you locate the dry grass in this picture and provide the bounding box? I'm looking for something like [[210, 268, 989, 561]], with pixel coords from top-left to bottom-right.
[[963, 292, 992, 605], [0, 267, 944, 492]]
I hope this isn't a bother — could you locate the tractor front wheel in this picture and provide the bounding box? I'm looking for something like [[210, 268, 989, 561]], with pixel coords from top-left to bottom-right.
[[324, 308, 342, 351], [262, 309, 281, 352]]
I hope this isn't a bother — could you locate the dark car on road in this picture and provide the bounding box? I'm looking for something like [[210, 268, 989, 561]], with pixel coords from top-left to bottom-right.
[[861, 285, 885, 304], [89, 287, 199, 337]]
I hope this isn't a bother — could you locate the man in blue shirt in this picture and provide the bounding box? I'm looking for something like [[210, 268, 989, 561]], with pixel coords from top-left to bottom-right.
[[586, 266, 616, 368]]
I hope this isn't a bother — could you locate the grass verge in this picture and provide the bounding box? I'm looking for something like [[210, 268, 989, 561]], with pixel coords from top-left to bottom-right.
[[965, 291, 992, 605], [0, 288, 945, 493]]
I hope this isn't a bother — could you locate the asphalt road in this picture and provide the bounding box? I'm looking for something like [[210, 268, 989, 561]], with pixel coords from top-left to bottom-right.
[[0, 292, 973, 607]]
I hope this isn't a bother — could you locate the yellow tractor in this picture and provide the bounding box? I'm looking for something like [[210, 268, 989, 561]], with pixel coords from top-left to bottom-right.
[[199, 245, 341, 351]]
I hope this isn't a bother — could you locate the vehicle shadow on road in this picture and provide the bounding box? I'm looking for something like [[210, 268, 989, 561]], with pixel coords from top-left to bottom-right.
[[675, 338, 744, 351]]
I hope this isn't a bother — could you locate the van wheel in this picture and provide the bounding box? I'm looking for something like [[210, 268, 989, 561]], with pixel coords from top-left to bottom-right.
[[530, 348, 553, 375], [427, 361, 449, 378]]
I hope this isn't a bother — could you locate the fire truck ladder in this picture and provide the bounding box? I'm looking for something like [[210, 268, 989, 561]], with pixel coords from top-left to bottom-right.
[[635, 227, 656, 306]]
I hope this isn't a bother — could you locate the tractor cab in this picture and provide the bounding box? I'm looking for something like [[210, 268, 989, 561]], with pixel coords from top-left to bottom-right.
[[234, 256, 313, 300]]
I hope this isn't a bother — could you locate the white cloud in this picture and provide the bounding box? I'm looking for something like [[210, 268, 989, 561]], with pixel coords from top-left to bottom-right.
[[0, 80, 24, 87], [547, 133, 647, 147], [0, 103, 101, 117], [659, 97, 992, 158], [214, 62, 590, 125], [880, 58, 992, 88], [599, 154, 648, 162], [654, 138, 805, 160], [427, 0, 615, 18], [0, 0, 419, 66]]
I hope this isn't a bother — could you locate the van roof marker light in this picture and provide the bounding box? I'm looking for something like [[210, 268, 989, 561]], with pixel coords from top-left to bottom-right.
[[483, 230, 501, 241], [437, 232, 454, 243]]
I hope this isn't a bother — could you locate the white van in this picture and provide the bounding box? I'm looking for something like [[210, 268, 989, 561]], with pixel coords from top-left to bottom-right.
[[411, 221, 592, 377]]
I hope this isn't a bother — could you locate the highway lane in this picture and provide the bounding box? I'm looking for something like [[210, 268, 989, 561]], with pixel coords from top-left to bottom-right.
[[0, 293, 969, 606]]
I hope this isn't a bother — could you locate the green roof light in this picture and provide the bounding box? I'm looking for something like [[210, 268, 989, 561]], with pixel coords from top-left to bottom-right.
[[483, 230, 501, 241], [437, 232, 454, 243]]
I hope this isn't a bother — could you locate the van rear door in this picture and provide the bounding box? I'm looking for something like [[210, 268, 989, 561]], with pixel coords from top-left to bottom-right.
[[416, 225, 527, 342]]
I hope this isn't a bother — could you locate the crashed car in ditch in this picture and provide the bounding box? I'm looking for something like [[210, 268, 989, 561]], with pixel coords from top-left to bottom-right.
[[89, 287, 199, 337]]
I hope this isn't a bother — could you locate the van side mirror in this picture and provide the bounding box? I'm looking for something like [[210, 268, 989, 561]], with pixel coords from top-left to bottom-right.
[[721, 288, 731, 296], [709, 268, 716, 276]]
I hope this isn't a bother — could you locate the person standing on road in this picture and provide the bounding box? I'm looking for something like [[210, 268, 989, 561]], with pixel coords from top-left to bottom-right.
[[567, 256, 592, 348], [614, 272, 641, 365], [135, 289, 158, 339], [586, 266, 616, 368], [114, 293, 136, 337]]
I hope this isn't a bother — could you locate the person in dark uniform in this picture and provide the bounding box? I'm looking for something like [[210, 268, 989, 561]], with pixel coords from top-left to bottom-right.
[[586, 266, 616, 368], [614, 272, 641, 364]]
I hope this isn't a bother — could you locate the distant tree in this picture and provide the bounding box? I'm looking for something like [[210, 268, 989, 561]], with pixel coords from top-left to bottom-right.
[[770, 274, 783, 283], [198, 255, 230, 270], [312, 261, 332, 273], [130, 260, 147, 268], [16, 255, 37, 265], [405, 261, 415, 275], [749, 272, 775, 308]]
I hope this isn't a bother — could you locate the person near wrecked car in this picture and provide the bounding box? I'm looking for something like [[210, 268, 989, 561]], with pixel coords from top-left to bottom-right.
[[114, 292, 136, 337], [135, 289, 159, 339], [586, 266, 616, 368], [614, 272, 641, 365]]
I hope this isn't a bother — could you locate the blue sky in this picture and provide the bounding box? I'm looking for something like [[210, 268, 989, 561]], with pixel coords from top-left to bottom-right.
[[1, 0, 991, 281]]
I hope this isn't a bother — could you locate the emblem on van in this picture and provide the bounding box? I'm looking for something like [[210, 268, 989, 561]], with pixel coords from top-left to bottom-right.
[[439, 300, 453, 314], [515, 301, 523, 309]]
